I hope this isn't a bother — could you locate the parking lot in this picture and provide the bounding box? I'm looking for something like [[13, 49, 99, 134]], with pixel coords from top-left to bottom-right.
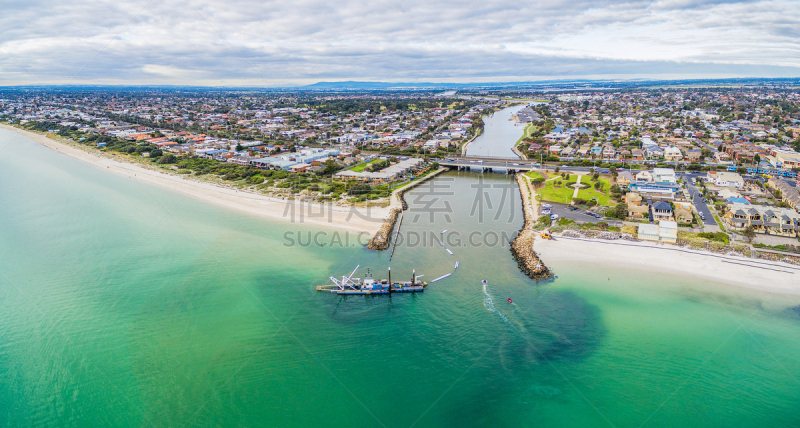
[[540, 202, 623, 227]]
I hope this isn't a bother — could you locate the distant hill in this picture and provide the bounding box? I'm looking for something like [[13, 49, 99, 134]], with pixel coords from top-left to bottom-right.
[[301, 81, 473, 89]]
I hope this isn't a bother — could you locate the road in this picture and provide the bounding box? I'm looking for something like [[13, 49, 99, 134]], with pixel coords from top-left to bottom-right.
[[683, 176, 716, 226]]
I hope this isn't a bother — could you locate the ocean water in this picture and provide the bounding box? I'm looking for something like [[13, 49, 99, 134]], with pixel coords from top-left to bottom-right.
[[2, 128, 800, 427]]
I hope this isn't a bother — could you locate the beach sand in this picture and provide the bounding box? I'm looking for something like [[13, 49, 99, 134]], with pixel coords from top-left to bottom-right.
[[0, 124, 387, 235], [535, 235, 800, 294]]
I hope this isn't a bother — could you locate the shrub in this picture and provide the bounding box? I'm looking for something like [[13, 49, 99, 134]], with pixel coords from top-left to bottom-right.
[[157, 154, 177, 164]]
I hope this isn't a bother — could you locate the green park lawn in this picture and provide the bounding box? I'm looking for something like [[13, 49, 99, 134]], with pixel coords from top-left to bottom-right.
[[349, 159, 380, 172], [524, 170, 544, 180], [538, 174, 580, 204], [577, 176, 613, 206], [538, 174, 615, 206]]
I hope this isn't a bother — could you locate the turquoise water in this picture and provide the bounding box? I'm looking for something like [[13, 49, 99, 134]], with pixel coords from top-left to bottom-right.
[[2, 128, 800, 427]]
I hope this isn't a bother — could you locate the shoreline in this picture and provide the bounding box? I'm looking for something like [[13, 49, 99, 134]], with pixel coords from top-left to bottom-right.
[[0, 124, 387, 235], [535, 235, 800, 295]]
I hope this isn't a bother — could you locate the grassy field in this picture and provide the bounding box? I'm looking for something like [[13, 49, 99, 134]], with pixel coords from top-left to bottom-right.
[[515, 123, 538, 146], [538, 174, 580, 204], [577, 176, 613, 206], [538, 174, 615, 206], [524, 170, 544, 180], [349, 159, 380, 172]]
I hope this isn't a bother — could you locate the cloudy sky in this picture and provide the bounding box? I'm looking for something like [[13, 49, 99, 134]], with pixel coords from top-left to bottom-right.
[[1, 0, 799, 86]]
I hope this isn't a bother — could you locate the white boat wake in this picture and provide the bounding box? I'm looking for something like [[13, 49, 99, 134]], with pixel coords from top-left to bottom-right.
[[483, 282, 508, 324]]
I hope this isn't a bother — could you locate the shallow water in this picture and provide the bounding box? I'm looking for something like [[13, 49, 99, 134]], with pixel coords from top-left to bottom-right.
[[2, 128, 800, 427]]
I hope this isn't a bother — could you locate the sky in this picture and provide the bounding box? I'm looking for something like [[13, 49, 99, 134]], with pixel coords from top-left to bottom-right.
[[1, 0, 799, 86]]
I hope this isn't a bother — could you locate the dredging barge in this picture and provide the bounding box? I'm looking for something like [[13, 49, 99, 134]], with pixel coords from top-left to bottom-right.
[[316, 266, 427, 295]]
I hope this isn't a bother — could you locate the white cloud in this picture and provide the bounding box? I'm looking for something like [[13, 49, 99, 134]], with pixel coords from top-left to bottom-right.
[[0, 0, 798, 85]]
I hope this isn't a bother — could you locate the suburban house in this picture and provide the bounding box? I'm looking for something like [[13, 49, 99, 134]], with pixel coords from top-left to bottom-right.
[[714, 151, 731, 163], [652, 201, 673, 221], [685, 149, 702, 162], [617, 171, 634, 186], [635, 171, 653, 182], [674, 203, 694, 223], [722, 203, 800, 237], [624, 192, 649, 218], [767, 178, 800, 210], [663, 146, 682, 162], [602, 144, 616, 159]]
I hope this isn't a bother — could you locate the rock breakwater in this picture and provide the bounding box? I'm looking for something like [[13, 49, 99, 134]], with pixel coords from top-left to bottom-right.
[[511, 173, 551, 279]]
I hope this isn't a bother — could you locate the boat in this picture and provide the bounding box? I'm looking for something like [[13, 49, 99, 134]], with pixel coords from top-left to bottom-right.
[[482, 279, 487, 285], [507, 298, 513, 303], [316, 266, 426, 295]]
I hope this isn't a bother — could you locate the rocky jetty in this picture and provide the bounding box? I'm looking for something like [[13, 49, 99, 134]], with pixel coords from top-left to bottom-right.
[[368, 167, 446, 251], [511, 173, 551, 279], [368, 208, 402, 250]]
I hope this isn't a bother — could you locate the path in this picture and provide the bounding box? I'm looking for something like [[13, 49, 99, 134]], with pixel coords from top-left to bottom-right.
[[571, 174, 583, 200]]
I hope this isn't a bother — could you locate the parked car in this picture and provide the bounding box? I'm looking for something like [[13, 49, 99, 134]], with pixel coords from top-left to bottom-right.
[[550, 214, 559, 220], [568, 206, 579, 211], [592, 212, 601, 218], [542, 203, 552, 209], [542, 209, 551, 215]]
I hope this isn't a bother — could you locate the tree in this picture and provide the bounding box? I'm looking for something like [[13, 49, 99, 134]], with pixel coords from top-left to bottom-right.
[[754, 154, 761, 164], [236, 143, 244, 152], [741, 225, 756, 243], [612, 202, 628, 219]]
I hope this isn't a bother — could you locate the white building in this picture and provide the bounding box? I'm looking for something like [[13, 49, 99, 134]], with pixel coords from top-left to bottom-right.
[[638, 221, 677, 244], [652, 168, 677, 183], [705, 171, 744, 188]]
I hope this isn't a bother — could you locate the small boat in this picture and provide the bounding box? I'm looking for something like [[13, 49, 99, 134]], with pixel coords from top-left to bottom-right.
[[482, 279, 487, 285], [445, 249, 454, 255], [507, 298, 513, 304], [454, 261, 459, 269]]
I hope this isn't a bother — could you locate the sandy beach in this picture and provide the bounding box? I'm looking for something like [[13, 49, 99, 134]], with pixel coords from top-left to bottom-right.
[[535, 235, 800, 294], [0, 124, 388, 235]]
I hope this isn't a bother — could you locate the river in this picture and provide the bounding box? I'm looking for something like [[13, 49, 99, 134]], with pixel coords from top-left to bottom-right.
[[2, 128, 800, 427], [465, 104, 535, 159]]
